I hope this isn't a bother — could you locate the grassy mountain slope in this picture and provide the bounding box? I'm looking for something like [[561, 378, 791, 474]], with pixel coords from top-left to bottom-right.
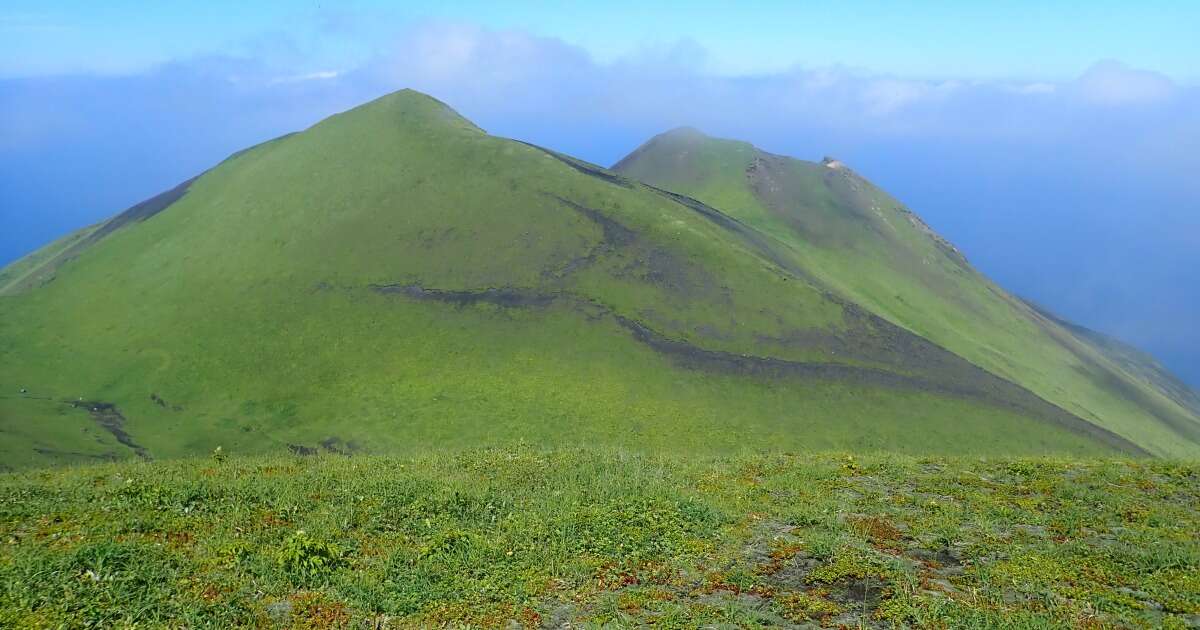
[[1, 449, 1197, 627], [1024, 298, 1200, 420], [0, 223, 100, 295], [0, 90, 1171, 469], [612, 128, 1200, 457]]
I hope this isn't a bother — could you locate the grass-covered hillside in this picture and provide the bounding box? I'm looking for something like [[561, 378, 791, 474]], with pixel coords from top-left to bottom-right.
[[612, 128, 1200, 457], [0, 89, 1168, 469], [1, 449, 1196, 627]]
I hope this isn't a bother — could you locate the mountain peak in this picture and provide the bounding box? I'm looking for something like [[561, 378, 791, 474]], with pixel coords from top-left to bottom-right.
[[660, 126, 709, 140], [337, 88, 484, 134], [611, 126, 746, 171], [372, 87, 452, 109], [640, 126, 714, 151]]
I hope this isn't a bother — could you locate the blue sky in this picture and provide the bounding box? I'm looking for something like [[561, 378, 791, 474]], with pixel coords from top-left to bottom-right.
[[4, 1, 1199, 80], [2, 2, 1199, 386]]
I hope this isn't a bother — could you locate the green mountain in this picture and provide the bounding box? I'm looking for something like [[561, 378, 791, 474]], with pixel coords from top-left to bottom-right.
[[612, 127, 1200, 457], [1, 90, 1196, 468]]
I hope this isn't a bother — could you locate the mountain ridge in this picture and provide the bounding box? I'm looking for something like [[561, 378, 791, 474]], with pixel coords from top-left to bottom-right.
[[1, 89, 1196, 468], [611, 125, 1200, 456]]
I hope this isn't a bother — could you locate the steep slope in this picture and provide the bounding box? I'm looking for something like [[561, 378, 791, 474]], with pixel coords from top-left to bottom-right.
[[0, 223, 102, 295], [0, 91, 1163, 469], [613, 128, 1200, 457], [1024, 299, 1200, 420]]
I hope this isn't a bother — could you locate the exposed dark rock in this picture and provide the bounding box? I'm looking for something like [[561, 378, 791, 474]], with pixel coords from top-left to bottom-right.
[[63, 400, 150, 459], [514, 141, 633, 188], [372, 282, 1148, 455]]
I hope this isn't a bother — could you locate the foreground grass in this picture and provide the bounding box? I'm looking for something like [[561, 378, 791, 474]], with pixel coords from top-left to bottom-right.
[[1, 449, 1196, 628]]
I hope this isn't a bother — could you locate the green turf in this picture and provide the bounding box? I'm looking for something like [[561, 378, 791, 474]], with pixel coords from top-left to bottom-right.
[[0, 449, 1196, 627], [0, 90, 1194, 469], [0, 223, 99, 295], [612, 128, 1200, 457]]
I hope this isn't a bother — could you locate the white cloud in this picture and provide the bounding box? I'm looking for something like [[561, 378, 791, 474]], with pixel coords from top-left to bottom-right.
[[1075, 59, 1175, 105], [1008, 82, 1057, 95], [353, 24, 1191, 132], [268, 70, 340, 85], [858, 78, 962, 116]]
